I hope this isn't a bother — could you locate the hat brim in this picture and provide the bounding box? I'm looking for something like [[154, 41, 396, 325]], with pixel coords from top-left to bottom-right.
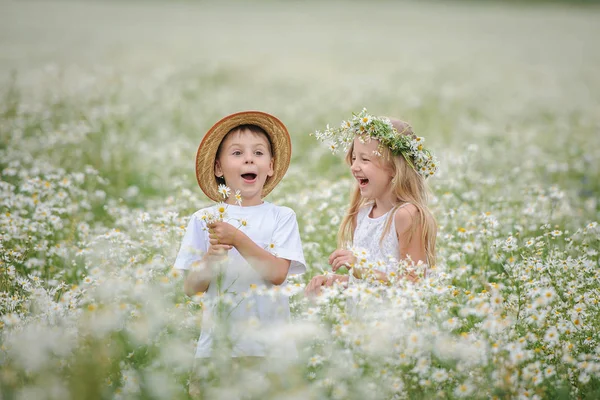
[[196, 111, 292, 202]]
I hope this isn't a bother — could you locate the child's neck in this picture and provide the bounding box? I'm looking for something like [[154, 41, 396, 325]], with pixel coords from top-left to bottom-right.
[[370, 195, 396, 218]]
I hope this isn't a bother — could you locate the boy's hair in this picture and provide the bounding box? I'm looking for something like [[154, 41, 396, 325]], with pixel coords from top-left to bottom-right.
[[215, 124, 274, 186], [337, 119, 437, 267], [216, 124, 273, 157]]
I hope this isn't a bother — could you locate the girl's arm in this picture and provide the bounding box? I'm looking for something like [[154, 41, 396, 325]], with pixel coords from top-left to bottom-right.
[[305, 273, 349, 296], [329, 251, 391, 283], [351, 266, 390, 283], [394, 204, 426, 282], [331, 213, 392, 283]]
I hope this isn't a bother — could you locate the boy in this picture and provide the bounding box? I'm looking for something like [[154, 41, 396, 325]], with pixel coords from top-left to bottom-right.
[[174, 111, 305, 361]]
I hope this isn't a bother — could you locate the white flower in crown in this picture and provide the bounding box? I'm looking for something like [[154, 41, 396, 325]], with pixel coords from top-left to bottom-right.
[[328, 142, 339, 154], [312, 108, 439, 178], [359, 114, 372, 126]]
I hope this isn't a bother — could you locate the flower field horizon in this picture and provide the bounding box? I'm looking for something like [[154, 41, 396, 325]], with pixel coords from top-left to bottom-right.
[[1, 1, 599, 399]]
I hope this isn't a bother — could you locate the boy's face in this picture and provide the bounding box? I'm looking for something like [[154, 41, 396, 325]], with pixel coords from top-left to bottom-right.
[[215, 129, 274, 206]]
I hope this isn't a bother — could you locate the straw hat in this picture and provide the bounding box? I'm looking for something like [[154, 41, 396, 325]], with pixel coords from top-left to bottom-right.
[[195, 111, 292, 202]]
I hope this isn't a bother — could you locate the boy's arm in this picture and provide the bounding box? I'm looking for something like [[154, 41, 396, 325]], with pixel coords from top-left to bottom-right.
[[182, 244, 233, 296], [183, 264, 211, 296], [232, 233, 290, 285], [208, 208, 305, 285], [208, 222, 291, 285], [175, 213, 215, 296]]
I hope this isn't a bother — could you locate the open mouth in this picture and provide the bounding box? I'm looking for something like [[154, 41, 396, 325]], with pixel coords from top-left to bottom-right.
[[241, 173, 257, 183], [358, 178, 369, 187]]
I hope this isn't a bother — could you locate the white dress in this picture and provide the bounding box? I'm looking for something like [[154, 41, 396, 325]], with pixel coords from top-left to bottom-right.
[[352, 202, 411, 273], [174, 202, 306, 358]]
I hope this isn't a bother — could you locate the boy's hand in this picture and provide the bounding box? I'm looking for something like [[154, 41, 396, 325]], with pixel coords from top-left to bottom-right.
[[205, 244, 232, 261], [207, 221, 239, 247], [329, 249, 357, 272]]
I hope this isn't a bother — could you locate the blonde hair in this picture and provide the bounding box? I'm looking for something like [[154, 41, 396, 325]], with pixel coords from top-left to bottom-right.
[[337, 119, 437, 266]]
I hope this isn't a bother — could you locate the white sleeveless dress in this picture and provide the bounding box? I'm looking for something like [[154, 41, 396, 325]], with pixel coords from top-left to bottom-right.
[[352, 202, 411, 274]]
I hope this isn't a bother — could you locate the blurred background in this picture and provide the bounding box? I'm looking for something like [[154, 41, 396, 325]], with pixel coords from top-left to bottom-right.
[[1, 0, 599, 251], [2, 2, 600, 398], [2, 1, 599, 201]]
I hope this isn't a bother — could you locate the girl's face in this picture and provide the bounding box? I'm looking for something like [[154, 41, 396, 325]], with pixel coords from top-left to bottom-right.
[[350, 137, 394, 201], [215, 129, 274, 206]]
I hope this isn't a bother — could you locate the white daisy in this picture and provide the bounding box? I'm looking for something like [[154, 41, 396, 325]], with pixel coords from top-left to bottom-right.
[[218, 184, 231, 199]]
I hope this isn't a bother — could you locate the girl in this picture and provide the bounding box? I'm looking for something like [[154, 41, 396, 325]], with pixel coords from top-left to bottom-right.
[[305, 109, 437, 295]]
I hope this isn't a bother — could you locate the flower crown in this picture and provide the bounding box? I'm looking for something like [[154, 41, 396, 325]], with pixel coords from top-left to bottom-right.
[[313, 109, 439, 178]]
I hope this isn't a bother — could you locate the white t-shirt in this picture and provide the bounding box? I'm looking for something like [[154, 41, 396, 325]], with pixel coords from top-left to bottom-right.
[[174, 201, 306, 358]]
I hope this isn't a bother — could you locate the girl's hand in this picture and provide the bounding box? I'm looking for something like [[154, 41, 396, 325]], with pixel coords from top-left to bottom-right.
[[304, 274, 334, 297], [207, 221, 239, 247], [328, 249, 357, 272]]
